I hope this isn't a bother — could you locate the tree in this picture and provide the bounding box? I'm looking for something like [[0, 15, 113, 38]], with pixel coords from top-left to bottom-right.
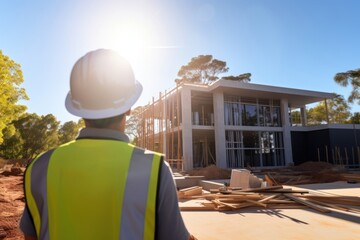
[[334, 68, 360, 104], [0, 124, 24, 159], [349, 112, 360, 124], [125, 106, 144, 144], [223, 73, 251, 82], [175, 55, 229, 84], [14, 113, 60, 160], [58, 120, 83, 144], [307, 94, 351, 124], [0, 50, 29, 143]]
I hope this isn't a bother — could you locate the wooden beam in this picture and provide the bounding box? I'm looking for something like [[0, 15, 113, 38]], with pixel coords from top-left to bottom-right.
[[284, 194, 331, 213]]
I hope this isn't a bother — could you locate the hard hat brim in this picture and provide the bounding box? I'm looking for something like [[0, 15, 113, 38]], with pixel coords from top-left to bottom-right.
[[65, 80, 143, 119]]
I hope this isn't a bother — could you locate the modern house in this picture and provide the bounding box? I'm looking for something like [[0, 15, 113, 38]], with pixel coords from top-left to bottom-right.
[[136, 79, 360, 171]]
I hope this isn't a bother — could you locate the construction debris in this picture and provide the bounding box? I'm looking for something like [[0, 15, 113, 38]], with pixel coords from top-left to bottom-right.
[[178, 185, 360, 213], [262, 161, 359, 185]]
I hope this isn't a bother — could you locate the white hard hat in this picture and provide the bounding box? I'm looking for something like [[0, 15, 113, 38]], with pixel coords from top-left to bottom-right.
[[65, 49, 143, 119]]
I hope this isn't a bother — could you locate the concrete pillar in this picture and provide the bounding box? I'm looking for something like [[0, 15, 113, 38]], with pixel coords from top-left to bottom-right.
[[300, 106, 307, 126], [181, 87, 193, 170], [281, 99, 294, 166], [213, 91, 227, 168]]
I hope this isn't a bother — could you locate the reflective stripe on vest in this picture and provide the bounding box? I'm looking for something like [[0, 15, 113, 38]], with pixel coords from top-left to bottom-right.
[[25, 139, 162, 240]]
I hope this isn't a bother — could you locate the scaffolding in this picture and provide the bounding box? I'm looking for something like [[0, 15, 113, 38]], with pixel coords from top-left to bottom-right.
[[136, 85, 184, 172]]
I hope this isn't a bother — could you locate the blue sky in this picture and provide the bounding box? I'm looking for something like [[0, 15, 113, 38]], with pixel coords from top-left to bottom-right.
[[1, 0, 360, 124]]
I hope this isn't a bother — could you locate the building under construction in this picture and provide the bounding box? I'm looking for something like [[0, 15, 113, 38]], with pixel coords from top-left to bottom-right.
[[135, 79, 360, 171]]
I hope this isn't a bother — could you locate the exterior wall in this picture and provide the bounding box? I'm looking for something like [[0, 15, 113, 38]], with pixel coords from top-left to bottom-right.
[[291, 125, 360, 167]]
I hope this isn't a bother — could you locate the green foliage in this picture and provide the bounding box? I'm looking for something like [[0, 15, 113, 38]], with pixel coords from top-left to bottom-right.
[[0, 113, 86, 160], [13, 113, 60, 160], [175, 55, 229, 84], [334, 68, 360, 104], [290, 110, 301, 125], [125, 106, 144, 144], [0, 50, 29, 143], [223, 73, 251, 82], [349, 112, 360, 124], [58, 121, 82, 144], [307, 94, 351, 124], [0, 125, 24, 159]]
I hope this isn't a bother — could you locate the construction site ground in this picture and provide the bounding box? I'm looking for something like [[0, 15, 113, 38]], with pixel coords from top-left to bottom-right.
[[0, 162, 359, 239], [180, 181, 360, 240]]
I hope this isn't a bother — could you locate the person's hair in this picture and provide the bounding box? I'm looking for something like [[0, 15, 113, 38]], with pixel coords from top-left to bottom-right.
[[84, 114, 125, 129]]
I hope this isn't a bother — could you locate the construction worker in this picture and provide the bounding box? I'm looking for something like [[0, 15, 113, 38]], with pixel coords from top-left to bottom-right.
[[20, 49, 195, 240]]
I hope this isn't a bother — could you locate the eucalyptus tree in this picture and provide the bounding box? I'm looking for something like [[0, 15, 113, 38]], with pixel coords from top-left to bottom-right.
[[0, 50, 28, 143]]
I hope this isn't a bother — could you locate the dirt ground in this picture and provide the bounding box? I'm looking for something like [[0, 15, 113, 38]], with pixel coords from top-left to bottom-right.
[[0, 175, 24, 240]]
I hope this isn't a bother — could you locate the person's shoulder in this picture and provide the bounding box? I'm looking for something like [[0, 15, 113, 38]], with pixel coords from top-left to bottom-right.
[[132, 145, 164, 157]]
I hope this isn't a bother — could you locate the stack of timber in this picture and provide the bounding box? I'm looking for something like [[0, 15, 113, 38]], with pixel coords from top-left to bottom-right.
[[178, 185, 360, 213], [341, 173, 360, 184], [261, 161, 360, 185]]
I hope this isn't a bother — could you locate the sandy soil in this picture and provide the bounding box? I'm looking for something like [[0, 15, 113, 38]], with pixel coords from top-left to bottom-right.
[[0, 175, 24, 240]]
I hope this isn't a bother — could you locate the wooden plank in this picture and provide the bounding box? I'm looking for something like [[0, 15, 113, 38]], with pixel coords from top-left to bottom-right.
[[284, 194, 331, 213], [307, 199, 360, 213], [206, 194, 263, 200], [178, 186, 203, 199], [258, 194, 281, 203], [294, 195, 360, 206], [245, 199, 267, 208], [262, 189, 309, 194], [264, 204, 308, 209], [237, 185, 283, 192], [180, 206, 217, 211], [264, 174, 279, 186], [212, 199, 239, 209], [179, 186, 200, 192]]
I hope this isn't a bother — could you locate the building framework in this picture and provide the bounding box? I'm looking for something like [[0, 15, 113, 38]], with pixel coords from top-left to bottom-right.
[[135, 79, 349, 171]]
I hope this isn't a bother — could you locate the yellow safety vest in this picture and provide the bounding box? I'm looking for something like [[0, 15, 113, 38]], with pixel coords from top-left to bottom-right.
[[24, 139, 162, 240]]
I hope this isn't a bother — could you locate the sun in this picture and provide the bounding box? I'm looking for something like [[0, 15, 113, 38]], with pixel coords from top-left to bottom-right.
[[98, 22, 151, 64]]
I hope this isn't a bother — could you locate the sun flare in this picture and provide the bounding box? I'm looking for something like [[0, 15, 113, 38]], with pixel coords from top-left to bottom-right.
[[98, 22, 151, 64]]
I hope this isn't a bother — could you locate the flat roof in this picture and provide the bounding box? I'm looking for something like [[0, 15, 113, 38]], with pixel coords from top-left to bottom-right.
[[183, 80, 336, 108]]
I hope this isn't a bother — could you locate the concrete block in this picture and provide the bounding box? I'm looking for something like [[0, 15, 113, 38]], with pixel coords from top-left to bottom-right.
[[230, 169, 251, 188]]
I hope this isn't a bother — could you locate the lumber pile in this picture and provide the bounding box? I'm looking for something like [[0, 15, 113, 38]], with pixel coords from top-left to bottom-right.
[[178, 186, 203, 199], [178, 185, 360, 213], [341, 173, 360, 183]]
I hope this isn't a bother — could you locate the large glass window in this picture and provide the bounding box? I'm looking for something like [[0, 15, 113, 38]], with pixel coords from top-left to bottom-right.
[[259, 106, 271, 126], [224, 96, 281, 127], [273, 106, 281, 126], [225, 130, 285, 168], [242, 104, 258, 126], [225, 131, 243, 167]]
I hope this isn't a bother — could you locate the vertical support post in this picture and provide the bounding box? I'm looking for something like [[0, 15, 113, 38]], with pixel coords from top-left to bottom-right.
[[345, 147, 349, 166], [176, 84, 181, 171], [163, 90, 167, 155], [324, 99, 330, 124], [159, 92, 162, 153], [325, 145, 329, 163], [171, 92, 174, 160], [213, 91, 226, 168], [152, 97, 155, 151], [281, 99, 294, 166], [300, 106, 307, 126], [181, 86, 193, 171]]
